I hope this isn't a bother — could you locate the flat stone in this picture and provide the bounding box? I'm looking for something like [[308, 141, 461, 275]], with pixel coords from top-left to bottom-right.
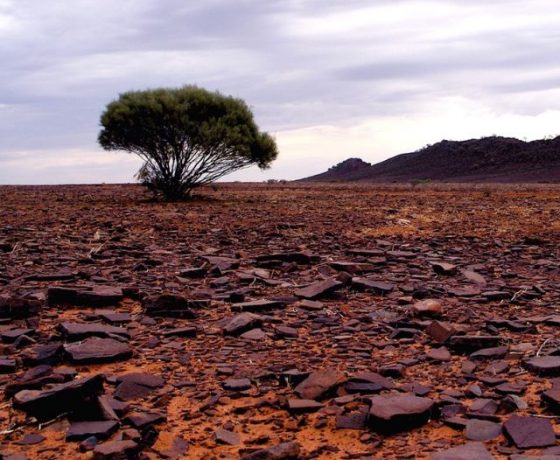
[[287, 399, 323, 413], [541, 388, 560, 412], [368, 395, 434, 433], [329, 261, 374, 274], [64, 337, 132, 364], [275, 325, 298, 338], [223, 378, 251, 391], [351, 277, 394, 294], [124, 411, 165, 429], [524, 356, 560, 376], [93, 440, 138, 460], [13, 374, 104, 421], [294, 369, 346, 400], [214, 428, 241, 446], [162, 327, 197, 338], [429, 442, 493, 460], [240, 441, 302, 460], [0, 357, 16, 373], [113, 372, 164, 401], [432, 262, 457, 276], [15, 433, 45, 446], [1, 328, 34, 343], [66, 421, 119, 441], [503, 415, 555, 448], [231, 299, 287, 312], [426, 347, 451, 362], [240, 328, 266, 341], [470, 345, 508, 361], [449, 335, 502, 353], [222, 313, 263, 336], [294, 278, 343, 300], [465, 419, 502, 441], [256, 252, 318, 264], [143, 294, 208, 318], [0, 295, 41, 319], [21, 342, 64, 366], [59, 322, 130, 341]]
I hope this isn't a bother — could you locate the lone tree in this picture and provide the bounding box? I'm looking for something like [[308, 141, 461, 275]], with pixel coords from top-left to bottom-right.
[[98, 85, 278, 200]]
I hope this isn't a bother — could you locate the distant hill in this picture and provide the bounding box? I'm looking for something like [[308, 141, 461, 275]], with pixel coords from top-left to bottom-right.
[[302, 136, 560, 183]]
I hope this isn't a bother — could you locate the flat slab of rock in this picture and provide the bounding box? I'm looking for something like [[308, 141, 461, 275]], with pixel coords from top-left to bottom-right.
[[294, 278, 342, 300], [59, 322, 130, 341], [294, 369, 346, 400], [429, 442, 493, 460], [351, 277, 394, 294], [13, 374, 104, 420], [524, 356, 560, 376], [465, 419, 502, 441], [93, 440, 138, 459], [66, 420, 119, 441], [222, 313, 263, 336], [503, 415, 555, 448], [223, 378, 252, 391], [240, 441, 302, 460], [231, 299, 287, 312], [0, 295, 41, 319], [368, 395, 434, 433], [256, 251, 318, 264], [143, 294, 208, 318], [48, 286, 124, 307], [448, 335, 502, 353], [214, 428, 240, 446], [287, 399, 323, 413], [65, 337, 132, 364], [432, 262, 457, 276]]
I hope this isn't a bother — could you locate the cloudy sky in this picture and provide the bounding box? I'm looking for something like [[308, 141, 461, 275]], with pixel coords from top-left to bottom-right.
[[1, 0, 559, 184]]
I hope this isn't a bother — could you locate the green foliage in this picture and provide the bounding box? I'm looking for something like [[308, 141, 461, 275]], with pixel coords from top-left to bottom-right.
[[98, 85, 278, 200]]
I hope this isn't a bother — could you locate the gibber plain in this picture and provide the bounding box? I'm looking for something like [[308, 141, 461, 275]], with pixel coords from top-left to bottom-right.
[[1, 182, 560, 459]]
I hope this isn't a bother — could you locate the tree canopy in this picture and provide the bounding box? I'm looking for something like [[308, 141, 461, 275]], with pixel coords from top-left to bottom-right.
[[98, 85, 278, 200]]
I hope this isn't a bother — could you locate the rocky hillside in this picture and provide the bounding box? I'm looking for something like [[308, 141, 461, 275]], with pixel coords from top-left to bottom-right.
[[303, 136, 560, 182]]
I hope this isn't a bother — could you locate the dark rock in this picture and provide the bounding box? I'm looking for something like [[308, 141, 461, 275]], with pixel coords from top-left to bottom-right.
[[294, 369, 346, 400], [162, 327, 197, 338], [215, 428, 241, 446], [64, 337, 132, 364], [92, 440, 138, 460], [432, 262, 457, 276], [113, 372, 164, 401], [143, 294, 208, 318], [294, 278, 342, 300], [426, 320, 455, 343], [0, 357, 16, 373], [124, 411, 165, 429], [240, 441, 302, 460], [287, 399, 323, 413], [21, 342, 64, 366], [503, 415, 555, 448], [222, 313, 263, 336], [223, 378, 252, 391], [231, 299, 287, 312], [59, 322, 130, 341], [240, 328, 267, 341], [470, 346, 508, 361], [426, 347, 451, 362], [465, 419, 502, 441], [448, 335, 502, 353], [256, 252, 318, 264], [66, 421, 119, 441], [524, 356, 560, 376], [351, 277, 394, 294], [1, 328, 34, 343], [429, 442, 493, 460], [13, 374, 104, 421], [0, 295, 41, 319], [368, 394, 434, 433]]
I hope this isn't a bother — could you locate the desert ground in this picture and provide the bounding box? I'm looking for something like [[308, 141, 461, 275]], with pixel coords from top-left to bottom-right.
[[1, 183, 560, 459]]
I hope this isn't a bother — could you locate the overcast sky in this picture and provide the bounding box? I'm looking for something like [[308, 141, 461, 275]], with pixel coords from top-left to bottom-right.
[[1, 0, 559, 184]]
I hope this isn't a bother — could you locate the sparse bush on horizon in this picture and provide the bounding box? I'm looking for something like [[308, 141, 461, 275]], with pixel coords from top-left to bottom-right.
[[98, 85, 278, 201]]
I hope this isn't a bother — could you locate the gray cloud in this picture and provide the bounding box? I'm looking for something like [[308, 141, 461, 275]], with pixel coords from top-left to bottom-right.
[[0, 0, 559, 183]]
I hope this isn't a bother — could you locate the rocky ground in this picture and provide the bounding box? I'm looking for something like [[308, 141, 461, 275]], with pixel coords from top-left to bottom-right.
[[1, 183, 560, 459]]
